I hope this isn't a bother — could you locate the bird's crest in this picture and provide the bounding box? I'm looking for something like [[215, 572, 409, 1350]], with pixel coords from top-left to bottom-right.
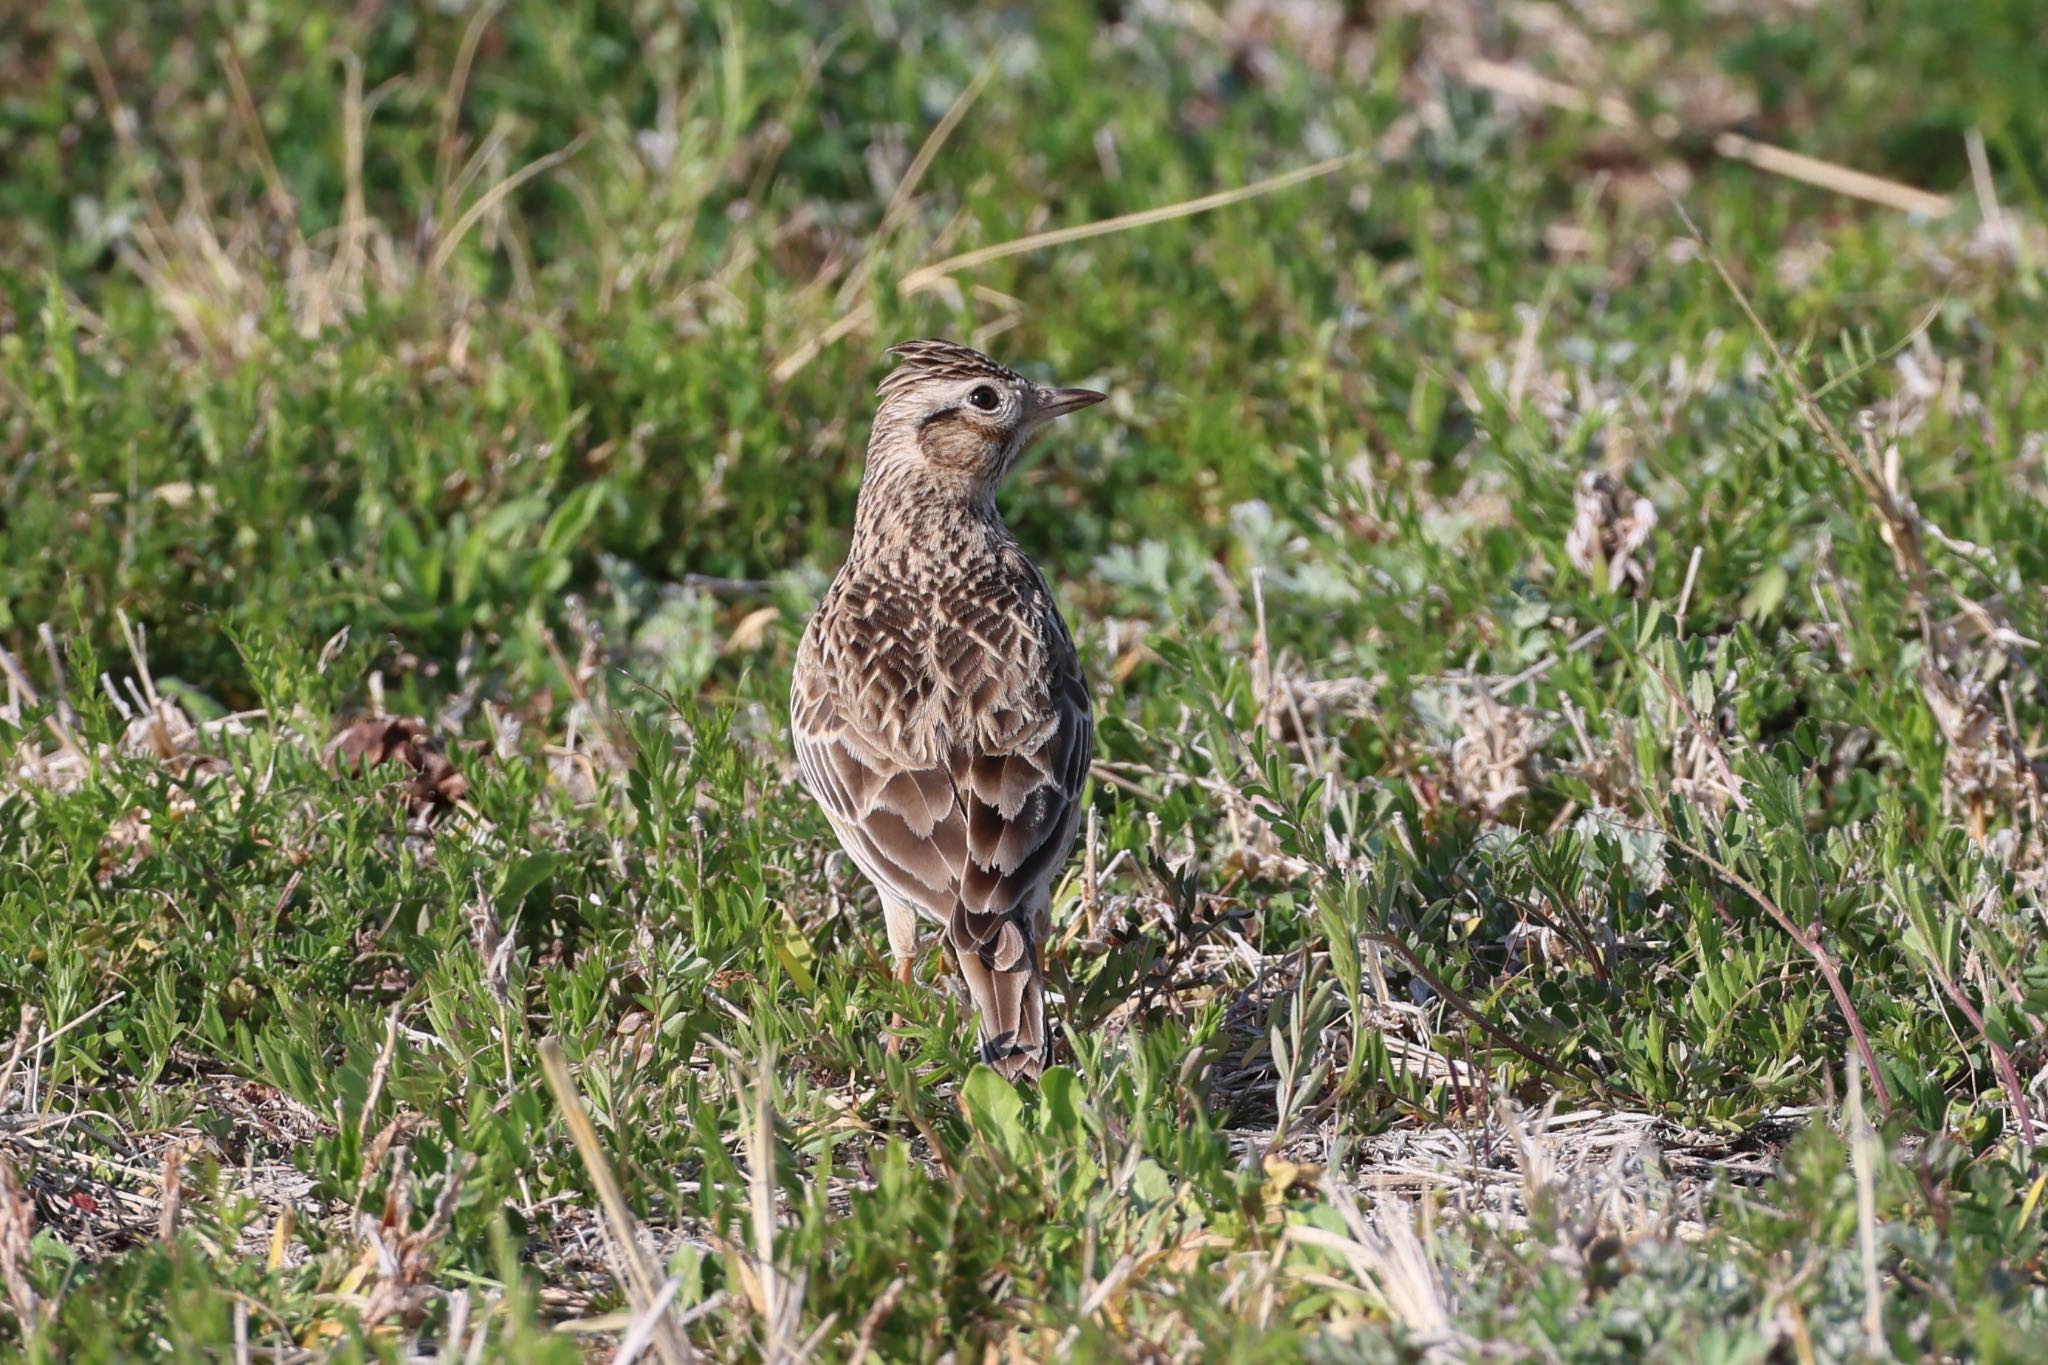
[[878, 339, 1022, 398]]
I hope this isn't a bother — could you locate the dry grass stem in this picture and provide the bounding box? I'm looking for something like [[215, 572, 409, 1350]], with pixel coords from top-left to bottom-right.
[[896, 151, 1358, 297], [536, 1039, 695, 1365], [1460, 57, 1953, 216]]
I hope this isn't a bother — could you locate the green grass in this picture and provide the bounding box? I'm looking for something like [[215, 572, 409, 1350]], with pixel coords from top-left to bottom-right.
[[3, 0, 2047, 1359]]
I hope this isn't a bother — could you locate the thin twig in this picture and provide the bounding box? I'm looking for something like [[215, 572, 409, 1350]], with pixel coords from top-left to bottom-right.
[[1487, 625, 1608, 699], [37, 625, 78, 736], [1925, 965, 2037, 1150], [848, 1275, 904, 1364], [1360, 933, 1588, 1091], [1657, 832, 1892, 1115], [327, 50, 370, 309], [357, 1004, 402, 1147], [1641, 656, 1751, 811]]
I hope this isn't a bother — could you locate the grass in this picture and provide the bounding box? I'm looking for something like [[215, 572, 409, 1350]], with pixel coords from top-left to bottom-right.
[[3, 0, 2047, 1358]]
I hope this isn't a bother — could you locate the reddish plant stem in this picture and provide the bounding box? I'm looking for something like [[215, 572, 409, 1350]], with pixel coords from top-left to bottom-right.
[[1664, 834, 1894, 1117]]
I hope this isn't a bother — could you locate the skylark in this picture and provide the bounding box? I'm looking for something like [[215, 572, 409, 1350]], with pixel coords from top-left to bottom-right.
[[792, 339, 1102, 1082]]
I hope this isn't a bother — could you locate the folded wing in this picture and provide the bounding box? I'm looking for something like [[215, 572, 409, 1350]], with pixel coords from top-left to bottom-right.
[[791, 575, 1092, 1077], [790, 649, 1090, 949]]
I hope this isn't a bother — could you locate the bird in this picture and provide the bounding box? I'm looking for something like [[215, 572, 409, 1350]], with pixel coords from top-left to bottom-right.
[[791, 339, 1102, 1082]]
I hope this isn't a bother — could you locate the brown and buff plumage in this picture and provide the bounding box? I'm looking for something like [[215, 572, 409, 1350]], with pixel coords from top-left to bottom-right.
[[792, 339, 1103, 1081]]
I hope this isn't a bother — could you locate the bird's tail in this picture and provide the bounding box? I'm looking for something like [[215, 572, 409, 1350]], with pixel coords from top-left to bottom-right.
[[956, 922, 1049, 1083]]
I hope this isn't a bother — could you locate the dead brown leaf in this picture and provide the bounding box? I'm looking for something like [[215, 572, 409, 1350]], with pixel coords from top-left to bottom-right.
[[328, 716, 470, 815]]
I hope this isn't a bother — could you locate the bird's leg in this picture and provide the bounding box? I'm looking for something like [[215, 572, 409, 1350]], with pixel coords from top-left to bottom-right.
[[887, 955, 914, 1057], [882, 900, 921, 1058]]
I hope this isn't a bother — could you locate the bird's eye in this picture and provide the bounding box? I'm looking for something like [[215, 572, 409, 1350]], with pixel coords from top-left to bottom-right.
[[968, 385, 1000, 411]]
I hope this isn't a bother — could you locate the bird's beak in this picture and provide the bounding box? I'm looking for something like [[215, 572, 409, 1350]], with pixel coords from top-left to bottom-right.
[[1031, 385, 1106, 424]]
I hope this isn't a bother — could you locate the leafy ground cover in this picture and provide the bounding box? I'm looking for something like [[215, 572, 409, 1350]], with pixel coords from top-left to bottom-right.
[[3, 1, 2047, 1359]]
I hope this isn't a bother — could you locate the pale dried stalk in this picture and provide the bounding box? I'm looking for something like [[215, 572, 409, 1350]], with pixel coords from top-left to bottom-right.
[[537, 1039, 694, 1365], [897, 152, 1358, 296], [1846, 1052, 1885, 1356], [428, 135, 590, 275], [1459, 57, 1953, 217]]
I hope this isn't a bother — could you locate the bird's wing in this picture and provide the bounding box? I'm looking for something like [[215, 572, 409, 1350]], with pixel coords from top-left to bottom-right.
[[794, 568, 1091, 1078], [792, 665, 961, 923], [943, 601, 1092, 969], [790, 580, 1092, 961]]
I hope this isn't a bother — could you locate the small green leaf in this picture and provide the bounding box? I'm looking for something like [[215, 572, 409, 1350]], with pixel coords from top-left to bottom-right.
[[1132, 1158, 1174, 1206], [1038, 1065, 1086, 1140], [961, 1064, 1026, 1151], [1741, 564, 1789, 621], [497, 852, 564, 906]]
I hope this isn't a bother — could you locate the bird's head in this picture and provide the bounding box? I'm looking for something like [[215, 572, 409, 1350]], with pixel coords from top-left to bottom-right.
[[869, 339, 1104, 494]]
